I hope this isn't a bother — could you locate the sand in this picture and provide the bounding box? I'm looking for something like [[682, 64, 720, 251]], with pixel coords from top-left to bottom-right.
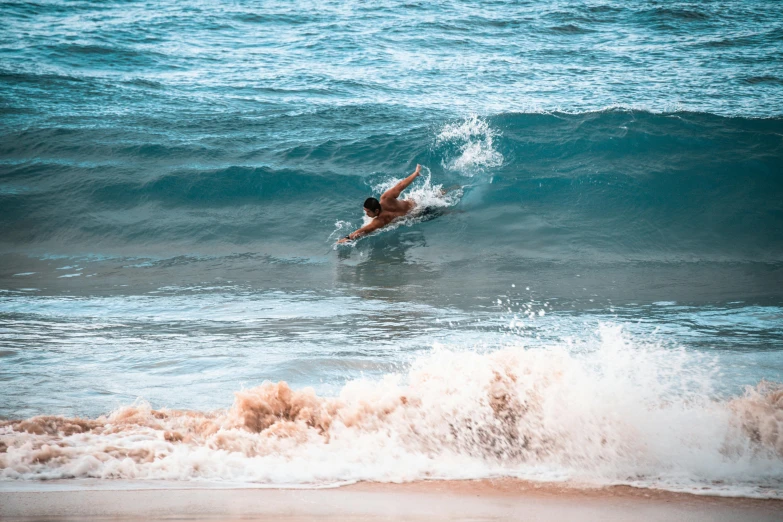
[[1, 479, 781, 521]]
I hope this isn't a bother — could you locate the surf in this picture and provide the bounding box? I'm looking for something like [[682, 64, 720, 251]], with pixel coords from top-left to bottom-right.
[[1, 324, 781, 497]]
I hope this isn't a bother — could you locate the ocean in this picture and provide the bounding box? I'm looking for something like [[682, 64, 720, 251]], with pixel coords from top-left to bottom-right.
[[1, 0, 782, 499]]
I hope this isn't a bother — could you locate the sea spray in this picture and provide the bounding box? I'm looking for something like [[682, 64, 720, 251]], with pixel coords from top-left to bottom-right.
[[435, 115, 504, 175], [2, 325, 781, 496]]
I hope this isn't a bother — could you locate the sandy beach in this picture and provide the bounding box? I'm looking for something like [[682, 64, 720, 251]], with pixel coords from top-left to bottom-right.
[[1, 479, 781, 521]]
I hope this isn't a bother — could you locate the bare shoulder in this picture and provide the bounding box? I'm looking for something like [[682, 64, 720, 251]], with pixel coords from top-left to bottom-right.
[[380, 192, 398, 204], [376, 214, 395, 226], [380, 197, 411, 212]]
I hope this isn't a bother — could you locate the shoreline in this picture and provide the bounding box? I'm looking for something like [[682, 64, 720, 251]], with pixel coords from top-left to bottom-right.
[[2, 478, 781, 521]]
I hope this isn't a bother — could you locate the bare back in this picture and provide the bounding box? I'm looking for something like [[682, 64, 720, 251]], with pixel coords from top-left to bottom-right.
[[379, 194, 415, 216], [337, 165, 421, 243]]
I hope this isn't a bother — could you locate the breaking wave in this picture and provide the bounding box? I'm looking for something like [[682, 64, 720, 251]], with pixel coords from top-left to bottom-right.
[[435, 115, 504, 175], [2, 325, 782, 497], [1, 109, 781, 263]]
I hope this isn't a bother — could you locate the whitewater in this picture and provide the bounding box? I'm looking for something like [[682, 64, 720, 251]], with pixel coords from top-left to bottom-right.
[[3, 325, 783, 498], [1, 0, 782, 501]]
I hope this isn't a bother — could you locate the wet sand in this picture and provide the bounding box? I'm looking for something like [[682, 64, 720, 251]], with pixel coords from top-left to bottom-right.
[[1, 479, 781, 521]]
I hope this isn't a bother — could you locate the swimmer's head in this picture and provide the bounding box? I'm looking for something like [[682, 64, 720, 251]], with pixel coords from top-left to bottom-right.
[[363, 197, 382, 217]]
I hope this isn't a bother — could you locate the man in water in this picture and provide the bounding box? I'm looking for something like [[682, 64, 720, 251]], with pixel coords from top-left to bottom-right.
[[337, 164, 421, 243]]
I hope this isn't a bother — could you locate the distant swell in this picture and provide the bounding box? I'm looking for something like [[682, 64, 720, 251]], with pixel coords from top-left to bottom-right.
[[2, 326, 782, 497]]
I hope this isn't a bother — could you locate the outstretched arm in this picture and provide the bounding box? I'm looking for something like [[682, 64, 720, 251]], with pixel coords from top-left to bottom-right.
[[382, 164, 421, 200], [336, 219, 384, 244]]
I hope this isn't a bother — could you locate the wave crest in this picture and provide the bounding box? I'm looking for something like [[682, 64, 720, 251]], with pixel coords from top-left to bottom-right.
[[435, 115, 504, 175]]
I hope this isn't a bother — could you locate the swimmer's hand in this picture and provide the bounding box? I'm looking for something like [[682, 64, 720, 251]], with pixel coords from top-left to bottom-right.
[[414, 164, 421, 176], [337, 235, 352, 244]]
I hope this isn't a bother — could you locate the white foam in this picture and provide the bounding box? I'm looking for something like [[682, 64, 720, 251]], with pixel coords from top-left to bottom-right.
[[435, 115, 503, 175], [1, 325, 781, 497], [329, 220, 356, 242]]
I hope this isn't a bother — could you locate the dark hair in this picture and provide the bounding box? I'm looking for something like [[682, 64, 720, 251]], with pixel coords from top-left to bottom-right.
[[363, 197, 382, 213]]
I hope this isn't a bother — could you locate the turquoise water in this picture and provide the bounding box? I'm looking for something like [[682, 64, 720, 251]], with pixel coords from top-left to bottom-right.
[[1, 0, 782, 497]]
